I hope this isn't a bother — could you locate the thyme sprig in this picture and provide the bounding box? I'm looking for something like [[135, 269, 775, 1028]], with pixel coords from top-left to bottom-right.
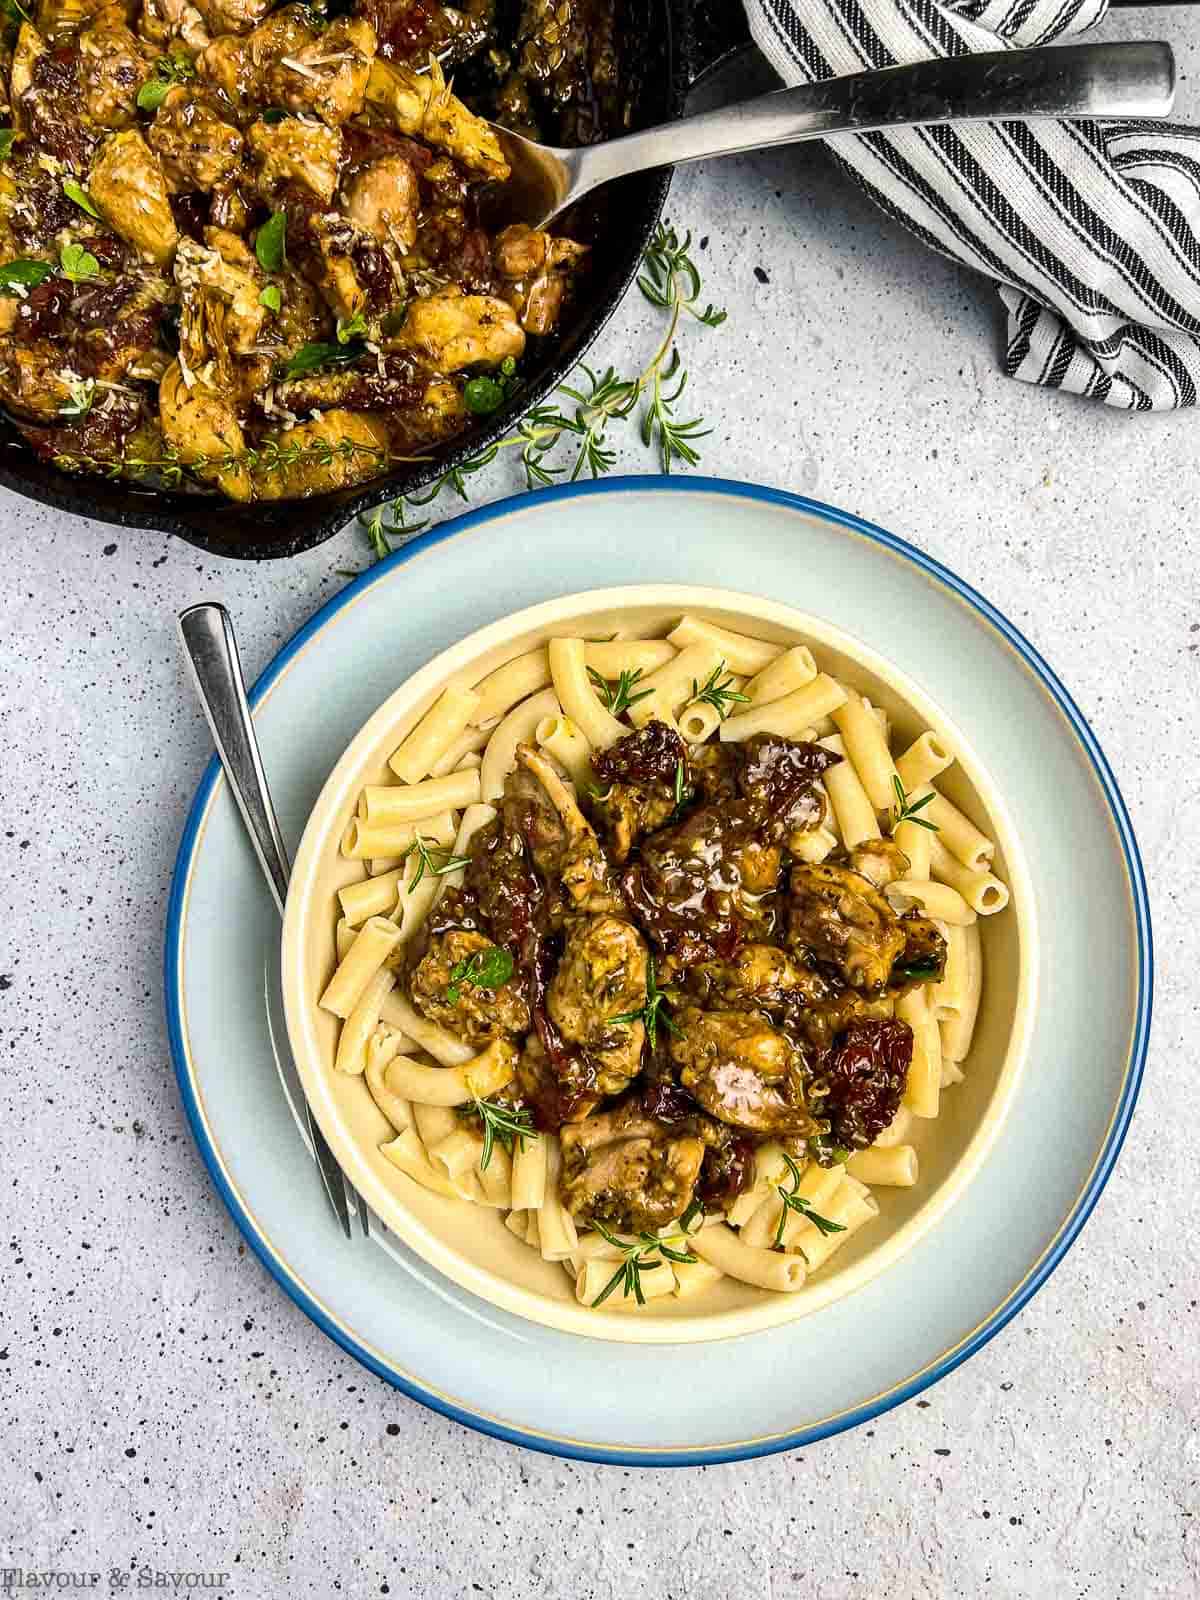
[[399, 833, 470, 891], [471, 1096, 536, 1171], [689, 660, 749, 720], [52, 436, 397, 488], [637, 224, 727, 329], [587, 664, 653, 718], [590, 1222, 697, 1307], [890, 776, 938, 832], [609, 953, 680, 1050], [773, 1153, 847, 1250]]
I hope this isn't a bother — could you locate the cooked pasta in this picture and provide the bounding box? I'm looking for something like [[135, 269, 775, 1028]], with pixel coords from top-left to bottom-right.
[[389, 681, 482, 785], [318, 614, 1011, 1313]]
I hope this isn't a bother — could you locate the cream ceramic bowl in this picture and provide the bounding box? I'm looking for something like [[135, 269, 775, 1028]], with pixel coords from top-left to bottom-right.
[[281, 585, 1037, 1344]]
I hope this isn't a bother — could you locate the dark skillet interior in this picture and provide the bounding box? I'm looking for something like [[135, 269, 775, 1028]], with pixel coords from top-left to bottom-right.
[[0, 0, 750, 560]]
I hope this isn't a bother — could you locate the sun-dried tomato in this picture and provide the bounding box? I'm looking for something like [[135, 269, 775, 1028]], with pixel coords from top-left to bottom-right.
[[823, 1018, 913, 1149]]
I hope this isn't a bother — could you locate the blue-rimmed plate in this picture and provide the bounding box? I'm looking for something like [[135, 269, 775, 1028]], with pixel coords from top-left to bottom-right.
[[165, 477, 1151, 1465]]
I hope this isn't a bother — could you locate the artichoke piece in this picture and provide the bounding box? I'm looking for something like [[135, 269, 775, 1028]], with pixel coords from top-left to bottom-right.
[[264, 16, 376, 127], [158, 359, 251, 500], [364, 55, 508, 179], [90, 128, 179, 267]]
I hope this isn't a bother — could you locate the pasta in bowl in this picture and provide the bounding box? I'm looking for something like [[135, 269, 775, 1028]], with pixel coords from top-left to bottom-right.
[[281, 587, 1035, 1343]]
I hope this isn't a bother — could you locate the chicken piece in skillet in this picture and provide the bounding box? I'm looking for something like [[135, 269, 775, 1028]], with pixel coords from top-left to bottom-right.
[[785, 861, 907, 993], [89, 128, 178, 265], [514, 743, 621, 917], [138, 0, 211, 53], [37, 0, 120, 43], [265, 16, 376, 126], [302, 211, 395, 323], [190, 0, 271, 37], [150, 86, 245, 191], [395, 287, 525, 372], [245, 115, 343, 203], [667, 1004, 819, 1138], [409, 928, 531, 1045], [493, 223, 588, 336], [77, 4, 156, 127], [559, 1100, 704, 1233], [197, 6, 323, 114], [343, 153, 420, 251], [547, 913, 649, 1098], [251, 408, 391, 497], [585, 720, 686, 866], [364, 54, 509, 178]]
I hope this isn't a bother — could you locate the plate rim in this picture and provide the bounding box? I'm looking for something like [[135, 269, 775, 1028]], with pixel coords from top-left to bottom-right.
[[163, 474, 1153, 1466]]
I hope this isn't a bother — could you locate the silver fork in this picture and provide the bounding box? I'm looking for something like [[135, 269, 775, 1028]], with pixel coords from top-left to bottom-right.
[[177, 602, 368, 1240], [488, 41, 1176, 230]]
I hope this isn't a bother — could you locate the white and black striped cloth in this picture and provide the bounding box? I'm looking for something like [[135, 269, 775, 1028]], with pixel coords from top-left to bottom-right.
[[745, 0, 1200, 408]]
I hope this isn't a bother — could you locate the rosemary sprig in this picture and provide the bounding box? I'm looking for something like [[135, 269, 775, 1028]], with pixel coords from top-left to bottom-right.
[[669, 758, 693, 821], [359, 495, 429, 562], [471, 1096, 536, 1171], [891, 776, 938, 832], [609, 953, 679, 1051], [773, 1153, 847, 1250], [637, 225, 727, 329], [587, 664, 653, 718], [589, 1222, 697, 1307], [689, 660, 749, 720], [399, 834, 470, 891]]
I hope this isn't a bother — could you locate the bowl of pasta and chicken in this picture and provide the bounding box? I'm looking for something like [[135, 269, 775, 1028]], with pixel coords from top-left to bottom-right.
[[280, 586, 1036, 1342]]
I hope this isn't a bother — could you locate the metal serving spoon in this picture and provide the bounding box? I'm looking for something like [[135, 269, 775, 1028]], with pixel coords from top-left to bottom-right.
[[491, 41, 1176, 231], [178, 601, 366, 1240]]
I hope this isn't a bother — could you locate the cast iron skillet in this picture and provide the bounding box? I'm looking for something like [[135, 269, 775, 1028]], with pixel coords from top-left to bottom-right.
[[0, 1, 752, 560]]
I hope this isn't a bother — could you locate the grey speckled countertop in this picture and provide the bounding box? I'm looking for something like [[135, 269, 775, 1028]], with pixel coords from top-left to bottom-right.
[[2, 20, 1198, 1600]]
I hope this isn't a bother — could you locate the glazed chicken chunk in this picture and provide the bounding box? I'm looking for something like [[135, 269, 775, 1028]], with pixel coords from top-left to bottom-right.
[[786, 861, 907, 992], [560, 1101, 704, 1234], [364, 55, 508, 178], [409, 928, 531, 1044], [515, 744, 621, 918], [247, 115, 341, 203], [668, 1005, 819, 1137], [89, 128, 178, 266], [150, 86, 245, 191], [396, 288, 525, 373], [547, 914, 648, 1097]]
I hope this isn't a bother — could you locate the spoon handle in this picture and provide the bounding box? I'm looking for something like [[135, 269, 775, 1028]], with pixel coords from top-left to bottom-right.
[[564, 42, 1175, 200], [178, 602, 291, 917]]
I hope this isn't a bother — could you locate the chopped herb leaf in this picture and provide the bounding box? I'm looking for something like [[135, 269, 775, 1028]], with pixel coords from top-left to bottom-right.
[[255, 210, 287, 274], [445, 945, 514, 1004], [0, 258, 52, 294], [62, 178, 100, 218], [281, 340, 364, 379], [336, 310, 368, 343], [259, 283, 282, 313], [0, 129, 16, 160], [59, 242, 100, 283]]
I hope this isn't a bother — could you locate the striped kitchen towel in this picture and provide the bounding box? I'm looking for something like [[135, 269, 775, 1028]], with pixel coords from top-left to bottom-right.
[[744, 0, 1200, 408]]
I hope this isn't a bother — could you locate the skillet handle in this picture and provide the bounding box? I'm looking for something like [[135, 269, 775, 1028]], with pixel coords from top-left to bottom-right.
[[679, 0, 753, 90]]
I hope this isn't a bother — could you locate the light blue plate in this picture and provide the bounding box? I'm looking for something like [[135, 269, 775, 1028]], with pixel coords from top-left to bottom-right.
[[164, 478, 1151, 1465]]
